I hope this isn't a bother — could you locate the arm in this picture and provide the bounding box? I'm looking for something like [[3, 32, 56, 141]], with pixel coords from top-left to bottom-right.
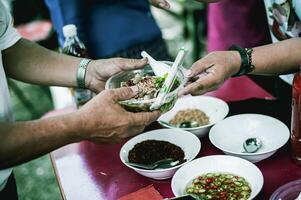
[[180, 37, 301, 95], [3, 39, 81, 88], [3, 38, 148, 92], [0, 87, 160, 169]]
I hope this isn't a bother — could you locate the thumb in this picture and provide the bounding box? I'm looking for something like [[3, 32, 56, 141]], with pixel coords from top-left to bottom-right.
[[185, 59, 213, 78], [117, 58, 148, 71], [110, 86, 139, 101]]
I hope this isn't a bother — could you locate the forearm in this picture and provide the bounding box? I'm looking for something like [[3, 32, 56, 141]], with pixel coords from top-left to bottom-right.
[[0, 113, 82, 169], [3, 39, 82, 87], [250, 38, 301, 75]]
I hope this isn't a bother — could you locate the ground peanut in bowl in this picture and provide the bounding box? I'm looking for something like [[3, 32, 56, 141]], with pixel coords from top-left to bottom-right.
[[169, 109, 210, 128]]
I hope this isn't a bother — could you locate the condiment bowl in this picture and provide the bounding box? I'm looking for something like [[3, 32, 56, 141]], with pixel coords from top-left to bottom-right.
[[119, 129, 201, 180], [172, 155, 264, 200], [209, 114, 290, 163], [158, 96, 229, 138], [105, 62, 187, 113]]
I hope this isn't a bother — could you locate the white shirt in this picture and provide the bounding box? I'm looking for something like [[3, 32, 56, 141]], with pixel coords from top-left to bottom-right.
[[263, 0, 301, 85], [0, 0, 21, 191]]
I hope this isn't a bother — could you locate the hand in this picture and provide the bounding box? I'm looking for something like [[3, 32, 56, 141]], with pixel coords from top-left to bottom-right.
[[179, 51, 241, 96], [85, 58, 148, 93], [149, 0, 170, 9], [76, 87, 161, 143]]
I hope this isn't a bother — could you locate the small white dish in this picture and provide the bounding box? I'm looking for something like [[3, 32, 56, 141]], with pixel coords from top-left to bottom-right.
[[171, 155, 264, 200], [158, 96, 229, 138], [120, 129, 201, 180], [209, 114, 290, 163]]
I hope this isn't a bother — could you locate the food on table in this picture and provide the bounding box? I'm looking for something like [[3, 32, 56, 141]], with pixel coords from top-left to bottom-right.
[[169, 109, 210, 128], [186, 172, 251, 200], [128, 140, 186, 166], [119, 72, 181, 112], [121, 73, 179, 101]]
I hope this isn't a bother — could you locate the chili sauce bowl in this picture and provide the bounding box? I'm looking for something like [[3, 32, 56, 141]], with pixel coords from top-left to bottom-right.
[[209, 114, 290, 163], [172, 155, 264, 200], [158, 96, 229, 138], [119, 129, 201, 180]]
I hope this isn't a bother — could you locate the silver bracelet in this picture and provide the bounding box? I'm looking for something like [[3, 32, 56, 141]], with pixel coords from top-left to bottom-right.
[[76, 58, 92, 89]]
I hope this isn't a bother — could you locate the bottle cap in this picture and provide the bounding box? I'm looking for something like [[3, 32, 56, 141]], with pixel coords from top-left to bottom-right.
[[63, 24, 77, 38]]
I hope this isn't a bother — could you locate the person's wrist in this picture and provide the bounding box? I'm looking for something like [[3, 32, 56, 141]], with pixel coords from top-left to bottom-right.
[[57, 112, 87, 143], [77, 58, 92, 89], [70, 110, 90, 140], [84, 59, 96, 90], [228, 50, 242, 77], [228, 45, 255, 77]]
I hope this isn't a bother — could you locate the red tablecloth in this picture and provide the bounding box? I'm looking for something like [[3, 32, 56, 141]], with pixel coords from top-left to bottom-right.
[[48, 77, 301, 200]]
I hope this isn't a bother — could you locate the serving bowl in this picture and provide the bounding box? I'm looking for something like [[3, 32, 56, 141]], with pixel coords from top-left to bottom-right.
[[105, 62, 187, 113], [119, 129, 201, 180], [270, 179, 301, 200], [209, 114, 290, 163], [158, 96, 229, 138], [171, 155, 264, 200]]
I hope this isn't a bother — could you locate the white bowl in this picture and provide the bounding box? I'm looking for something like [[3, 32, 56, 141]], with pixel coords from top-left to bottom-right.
[[158, 96, 229, 138], [120, 129, 201, 180], [171, 155, 264, 200], [209, 114, 290, 163]]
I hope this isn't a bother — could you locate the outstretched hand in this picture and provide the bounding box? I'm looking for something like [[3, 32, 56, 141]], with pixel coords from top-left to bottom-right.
[[85, 58, 148, 93], [179, 51, 241, 96], [76, 87, 161, 143]]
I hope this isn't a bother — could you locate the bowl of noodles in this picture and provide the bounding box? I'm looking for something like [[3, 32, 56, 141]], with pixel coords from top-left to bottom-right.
[[105, 62, 187, 113], [158, 96, 229, 138]]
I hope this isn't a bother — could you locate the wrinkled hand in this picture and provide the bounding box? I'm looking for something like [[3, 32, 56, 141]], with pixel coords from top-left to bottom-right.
[[85, 58, 148, 93], [179, 51, 241, 96], [149, 0, 170, 9], [76, 87, 161, 143]]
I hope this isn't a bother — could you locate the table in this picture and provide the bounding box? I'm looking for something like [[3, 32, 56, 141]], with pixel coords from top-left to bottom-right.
[[49, 77, 301, 200]]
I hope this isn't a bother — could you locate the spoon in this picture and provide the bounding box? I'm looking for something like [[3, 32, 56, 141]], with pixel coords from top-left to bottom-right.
[[141, 51, 170, 77], [127, 158, 180, 170], [243, 137, 262, 153], [158, 120, 199, 129], [165, 194, 202, 200]]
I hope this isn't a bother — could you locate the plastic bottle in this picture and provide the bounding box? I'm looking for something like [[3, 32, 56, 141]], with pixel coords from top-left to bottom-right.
[[62, 24, 92, 107], [291, 67, 301, 165]]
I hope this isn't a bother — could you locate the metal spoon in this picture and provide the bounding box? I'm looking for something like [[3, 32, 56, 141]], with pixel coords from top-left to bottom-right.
[[127, 158, 180, 170], [243, 137, 262, 153]]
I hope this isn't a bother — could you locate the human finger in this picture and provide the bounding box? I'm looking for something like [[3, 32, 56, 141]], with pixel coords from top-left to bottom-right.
[[129, 110, 161, 126], [179, 72, 219, 96], [149, 0, 170, 9], [110, 86, 139, 101], [114, 58, 147, 71], [185, 58, 214, 78]]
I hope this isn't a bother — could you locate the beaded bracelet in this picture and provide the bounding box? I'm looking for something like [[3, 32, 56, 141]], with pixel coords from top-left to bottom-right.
[[229, 45, 255, 77]]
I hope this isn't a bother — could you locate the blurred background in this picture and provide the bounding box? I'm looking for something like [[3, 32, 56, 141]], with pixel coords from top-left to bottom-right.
[[6, 0, 208, 199]]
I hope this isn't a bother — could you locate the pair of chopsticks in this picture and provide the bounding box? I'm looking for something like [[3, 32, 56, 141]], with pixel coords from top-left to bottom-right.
[[150, 47, 187, 111]]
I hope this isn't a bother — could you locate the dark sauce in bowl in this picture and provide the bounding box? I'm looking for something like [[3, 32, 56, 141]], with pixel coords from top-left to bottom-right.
[[128, 140, 186, 166]]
